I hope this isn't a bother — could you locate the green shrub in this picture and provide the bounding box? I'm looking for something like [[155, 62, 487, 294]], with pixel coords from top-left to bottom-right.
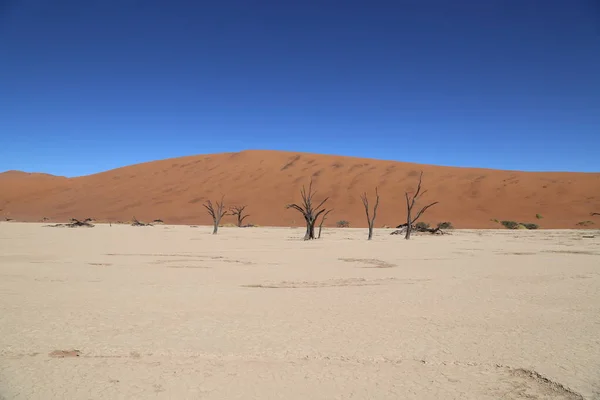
[[336, 220, 350, 228], [576, 221, 594, 227], [491, 218, 499, 223], [520, 223, 539, 230], [501, 220, 519, 229], [415, 222, 430, 230], [437, 221, 454, 229], [535, 214, 543, 220]]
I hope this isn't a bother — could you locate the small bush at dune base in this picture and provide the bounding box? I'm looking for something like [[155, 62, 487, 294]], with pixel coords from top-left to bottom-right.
[[501, 220, 519, 229], [535, 214, 543, 220], [336, 220, 350, 228], [437, 221, 453, 229], [576, 221, 595, 227], [520, 223, 539, 230], [415, 222, 430, 230]]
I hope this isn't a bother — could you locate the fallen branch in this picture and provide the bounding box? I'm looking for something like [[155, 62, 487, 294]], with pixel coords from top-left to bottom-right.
[[391, 224, 447, 235], [131, 217, 153, 226], [45, 218, 95, 228]]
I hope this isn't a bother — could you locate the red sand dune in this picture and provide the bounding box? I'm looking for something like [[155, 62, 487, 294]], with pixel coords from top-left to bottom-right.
[[1, 150, 599, 228]]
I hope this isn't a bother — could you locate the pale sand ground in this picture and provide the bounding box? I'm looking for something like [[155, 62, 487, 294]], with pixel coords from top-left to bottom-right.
[[1, 223, 599, 399]]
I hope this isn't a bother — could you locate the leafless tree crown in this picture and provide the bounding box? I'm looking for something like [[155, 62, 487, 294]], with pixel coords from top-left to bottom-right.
[[404, 171, 438, 240], [203, 196, 228, 234], [286, 179, 329, 240], [361, 187, 380, 240], [230, 205, 250, 227], [318, 209, 333, 239]]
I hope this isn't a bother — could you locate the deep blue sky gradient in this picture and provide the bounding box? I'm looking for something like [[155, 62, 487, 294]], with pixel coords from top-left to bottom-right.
[[1, 0, 599, 176]]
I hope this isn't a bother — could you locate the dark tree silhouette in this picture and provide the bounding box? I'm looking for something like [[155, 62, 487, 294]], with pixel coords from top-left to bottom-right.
[[404, 172, 438, 240], [45, 218, 94, 228], [360, 187, 380, 240], [317, 209, 333, 239], [131, 216, 153, 226], [203, 196, 228, 234], [286, 180, 329, 240], [230, 205, 250, 227]]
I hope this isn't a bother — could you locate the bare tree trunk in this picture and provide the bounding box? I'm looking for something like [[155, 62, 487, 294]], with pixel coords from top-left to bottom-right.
[[405, 195, 412, 240], [318, 209, 333, 239], [361, 188, 380, 240], [203, 196, 228, 235], [230, 205, 249, 227], [404, 172, 438, 240], [308, 220, 316, 240], [286, 179, 329, 241], [304, 217, 312, 240]]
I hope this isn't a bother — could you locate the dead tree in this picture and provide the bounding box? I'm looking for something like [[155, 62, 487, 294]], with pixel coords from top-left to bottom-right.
[[230, 205, 250, 227], [404, 172, 439, 240], [203, 196, 228, 234], [69, 218, 94, 227], [131, 216, 153, 226], [317, 209, 333, 239], [360, 187, 380, 240], [286, 180, 329, 240], [46, 218, 94, 228]]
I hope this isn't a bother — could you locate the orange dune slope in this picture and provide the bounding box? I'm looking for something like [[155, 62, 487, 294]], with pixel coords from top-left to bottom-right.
[[1, 150, 599, 228]]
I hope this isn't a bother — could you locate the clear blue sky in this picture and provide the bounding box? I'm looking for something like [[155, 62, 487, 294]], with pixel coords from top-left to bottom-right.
[[1, 0, 599, 177]]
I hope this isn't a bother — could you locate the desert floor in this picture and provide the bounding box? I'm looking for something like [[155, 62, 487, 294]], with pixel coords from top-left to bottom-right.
[[1, 223, 599, 399]]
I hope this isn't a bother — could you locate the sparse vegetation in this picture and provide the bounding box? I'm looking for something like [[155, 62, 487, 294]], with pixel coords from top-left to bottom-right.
[[336, 220, 350, 228], [229, 205, 250, 227], [204, 196, 228, 235], [520, 223, 539, 230], [318, 209, 333, 239], [415, 222, 430, 230], [491, 218, 499, 223], [403, 171, 439, 240], [501, 220, 538, 230], [286, 179, 330, 240], [535, 214, 543, 220], [131, 217, 153, 226], [360, 187, 380, 240], [501, 220, 519, 230], [576, 221, 595, 227], [437, 221, 453, 229], [45, 218, 94, 228]]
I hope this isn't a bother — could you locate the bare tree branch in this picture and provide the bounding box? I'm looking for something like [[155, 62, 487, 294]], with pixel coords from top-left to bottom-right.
[[203, 196, 228, 234], [404, 172, 438, 240], [411, 201, 439, 224], [230, 205, 250, 227], [286, 178, 329, 240], [361, 187, 380, 240], [131, 216, 153, 226], [318, 209, 333, 239]]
